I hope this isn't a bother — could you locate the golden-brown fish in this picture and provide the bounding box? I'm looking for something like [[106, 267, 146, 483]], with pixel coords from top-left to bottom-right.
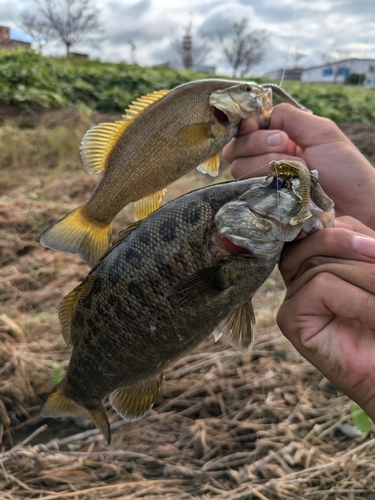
[[41, 168, 334, 443], [40, 79, 305, 268]]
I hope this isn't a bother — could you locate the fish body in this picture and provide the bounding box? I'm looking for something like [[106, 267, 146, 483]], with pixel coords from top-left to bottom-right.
[[41, 171, 334, 443], [40, 79, 274, 267]]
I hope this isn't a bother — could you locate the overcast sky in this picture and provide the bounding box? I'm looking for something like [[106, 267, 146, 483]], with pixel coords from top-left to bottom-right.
[[1, 0, 374, 77]]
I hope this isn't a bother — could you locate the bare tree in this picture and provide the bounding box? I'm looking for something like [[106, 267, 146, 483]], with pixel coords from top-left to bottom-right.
[[36, 0, 101, 56], [19, 12, 53, 53], [218, 18, 268, 77], [171, 23, 211, 69]]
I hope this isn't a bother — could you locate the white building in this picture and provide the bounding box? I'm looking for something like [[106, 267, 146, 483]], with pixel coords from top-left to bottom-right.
[[301, 58, 375, 86]]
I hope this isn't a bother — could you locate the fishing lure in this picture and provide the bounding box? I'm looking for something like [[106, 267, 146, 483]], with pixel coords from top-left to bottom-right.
[[269, 160, 312, 225]]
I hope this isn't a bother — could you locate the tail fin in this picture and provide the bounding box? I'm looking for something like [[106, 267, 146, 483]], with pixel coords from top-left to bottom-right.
[[40, 204, 112, 267], [41, 382, 111, 444]]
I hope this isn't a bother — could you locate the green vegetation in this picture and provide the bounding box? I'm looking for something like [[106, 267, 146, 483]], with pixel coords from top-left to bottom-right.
[[1, 49, 375, 122], [351, 402, 372, 433], [0, 49, 208, 113]]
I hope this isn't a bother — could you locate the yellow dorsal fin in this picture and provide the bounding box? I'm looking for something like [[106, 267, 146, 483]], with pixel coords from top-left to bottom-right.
[[197, 153, 220, 177], [122, 90, 169, 121], [132, 188, 167, 220], [80, 90, 169, 175], [80, 121, 129, 174]]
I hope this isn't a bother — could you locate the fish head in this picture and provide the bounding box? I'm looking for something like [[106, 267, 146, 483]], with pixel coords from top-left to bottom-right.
[[213, 174, 335, 261], [209, 82, 273, 128]]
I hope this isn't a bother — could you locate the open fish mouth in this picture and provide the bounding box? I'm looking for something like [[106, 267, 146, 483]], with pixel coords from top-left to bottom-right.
[[220, 235, 257, 256], [212, 106, 230, 125]]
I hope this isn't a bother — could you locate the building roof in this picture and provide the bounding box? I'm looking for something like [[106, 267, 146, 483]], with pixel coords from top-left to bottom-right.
[[303, 58, 375, 71]]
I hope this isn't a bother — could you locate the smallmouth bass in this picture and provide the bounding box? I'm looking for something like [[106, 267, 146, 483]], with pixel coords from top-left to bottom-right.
[[41, 166, 334, 444], [40, 79, 306, 267]]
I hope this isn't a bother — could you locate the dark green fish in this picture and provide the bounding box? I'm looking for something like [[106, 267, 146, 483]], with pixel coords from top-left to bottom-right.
[[41, 167, 334, 443]]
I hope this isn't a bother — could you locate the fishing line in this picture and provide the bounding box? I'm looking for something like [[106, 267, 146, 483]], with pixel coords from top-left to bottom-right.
[[279, 5, 298, 88]]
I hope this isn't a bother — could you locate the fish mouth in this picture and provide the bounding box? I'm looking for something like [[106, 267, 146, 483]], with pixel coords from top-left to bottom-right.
[[212, 106, 230, 125], [221, 235, 256, 257]]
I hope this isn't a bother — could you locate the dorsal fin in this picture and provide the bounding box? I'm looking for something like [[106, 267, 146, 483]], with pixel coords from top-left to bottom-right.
[[59, 276, 95, 345], [80, 90, 170, 175]]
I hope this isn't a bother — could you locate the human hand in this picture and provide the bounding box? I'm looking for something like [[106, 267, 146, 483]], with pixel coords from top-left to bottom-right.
[[277, 216, 375, 420], [223, 103, 375, 230]]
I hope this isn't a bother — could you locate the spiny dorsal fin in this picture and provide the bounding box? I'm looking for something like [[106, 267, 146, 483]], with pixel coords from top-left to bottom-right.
[[197, 153, 220, 177], [113, 220, 143, 244], [132, 189, 167, 220], [80, 90, 169, 175], [217, 301, 256, 355], [109, 373, 164, 421], [122, 90, 169, 121]]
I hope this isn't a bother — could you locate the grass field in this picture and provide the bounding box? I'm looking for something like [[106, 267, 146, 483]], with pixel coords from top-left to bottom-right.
[[1, 106, 375, 499]]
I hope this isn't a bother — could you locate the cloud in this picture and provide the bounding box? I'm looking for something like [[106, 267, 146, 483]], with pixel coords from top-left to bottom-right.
[[0, 0, 374, 76]]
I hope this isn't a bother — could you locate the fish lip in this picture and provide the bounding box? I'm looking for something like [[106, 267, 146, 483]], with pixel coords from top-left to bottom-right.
[[220, 235, 257, 257], [221, 235, 257, 256], [249, 207, 290, 230]]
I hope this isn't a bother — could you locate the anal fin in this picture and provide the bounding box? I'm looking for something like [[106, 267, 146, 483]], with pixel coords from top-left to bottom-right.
[[109, 373, 165, 421], [132, 189, 167, 220], [217, 301, 256, 354], [197, 153, 220, 177]]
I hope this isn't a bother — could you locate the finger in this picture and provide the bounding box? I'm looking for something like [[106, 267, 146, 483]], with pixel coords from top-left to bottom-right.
[[223, 129, 293, 165], [334, 216, 375, 235], [230, 153, 305, 179], [236, 116, 262, 136], [278, 272, 375, 342], [285, 258, 375, 300], [280, 227, 375, 286], [277, 273, 375, 386], [267, 103, 348, 148]]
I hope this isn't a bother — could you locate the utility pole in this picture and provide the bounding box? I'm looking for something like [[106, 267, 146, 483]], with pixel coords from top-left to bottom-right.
[[182, 23, 192, 68]]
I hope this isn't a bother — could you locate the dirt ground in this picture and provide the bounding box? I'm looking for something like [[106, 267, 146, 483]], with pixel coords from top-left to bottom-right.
[[1, 106, 375, 499]]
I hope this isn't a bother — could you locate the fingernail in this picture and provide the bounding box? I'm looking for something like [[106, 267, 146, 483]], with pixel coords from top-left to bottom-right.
[[353, 235, 375, 258], [266, 132, 282, 147]]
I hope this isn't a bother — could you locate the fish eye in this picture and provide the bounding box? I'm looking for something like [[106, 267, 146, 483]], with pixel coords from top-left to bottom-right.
[[269, 177, 287, 190]]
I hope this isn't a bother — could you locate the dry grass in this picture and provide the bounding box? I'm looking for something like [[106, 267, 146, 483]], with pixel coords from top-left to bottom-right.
[[1, 109, 375, 499]]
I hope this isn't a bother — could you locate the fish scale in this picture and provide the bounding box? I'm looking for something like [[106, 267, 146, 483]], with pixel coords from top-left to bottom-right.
[[41, 172, 334, 444]]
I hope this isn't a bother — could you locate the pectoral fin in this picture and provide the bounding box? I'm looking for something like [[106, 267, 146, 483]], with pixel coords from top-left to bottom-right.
[[177, 123, 211, 147], [109, 373, 164, 421], [218, 301, 256, 354], [197, 153, 220, 177], [132, 189, 167, 220], [165, 264, 231, 306]]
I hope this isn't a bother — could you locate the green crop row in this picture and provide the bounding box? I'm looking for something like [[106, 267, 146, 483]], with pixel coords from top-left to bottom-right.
[[1, 49, 375, 123]]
